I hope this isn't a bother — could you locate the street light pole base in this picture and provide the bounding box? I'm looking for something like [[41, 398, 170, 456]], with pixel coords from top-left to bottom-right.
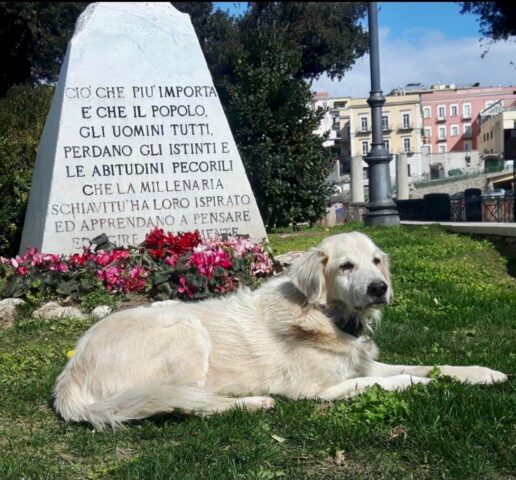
[[364, 208, 400, 227]]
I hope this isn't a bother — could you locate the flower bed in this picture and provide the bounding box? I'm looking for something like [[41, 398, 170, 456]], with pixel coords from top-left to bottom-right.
[[0, 228, 275, 303]]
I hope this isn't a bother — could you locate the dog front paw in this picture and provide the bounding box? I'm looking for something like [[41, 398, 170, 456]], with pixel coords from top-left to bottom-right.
[[440, 366, 508, 385]]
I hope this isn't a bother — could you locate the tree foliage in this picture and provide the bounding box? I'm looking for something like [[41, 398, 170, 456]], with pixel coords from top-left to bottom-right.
[[0, 85, 54, 256], [0, 2, 88, 96], [458, 2, 516, 41]]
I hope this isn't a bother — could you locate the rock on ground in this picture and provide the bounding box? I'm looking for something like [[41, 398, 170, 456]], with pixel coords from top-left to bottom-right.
[[91, 305, 112, 319], [0, 298, 26, 329], [33, 301, 87, 321]]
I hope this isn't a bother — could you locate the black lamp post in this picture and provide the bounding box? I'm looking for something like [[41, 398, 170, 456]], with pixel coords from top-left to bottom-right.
[[364, 2, 400, 226]]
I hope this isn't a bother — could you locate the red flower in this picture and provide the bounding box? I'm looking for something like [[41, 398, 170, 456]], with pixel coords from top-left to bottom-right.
[[16, 266, 29, 276]]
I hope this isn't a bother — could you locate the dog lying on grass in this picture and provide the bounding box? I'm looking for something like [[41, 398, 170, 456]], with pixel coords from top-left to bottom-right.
[[54, 232, 508, 429]]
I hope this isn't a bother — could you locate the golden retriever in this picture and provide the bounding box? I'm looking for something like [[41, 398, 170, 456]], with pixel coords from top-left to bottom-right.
[[54, 232, 508, 429]]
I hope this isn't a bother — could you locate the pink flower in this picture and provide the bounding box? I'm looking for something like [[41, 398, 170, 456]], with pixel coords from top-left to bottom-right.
[[178, 275, 194, 298], [189, 249, 232, 278], [164, 255, 179, 267], [94, 251, 113, 267]]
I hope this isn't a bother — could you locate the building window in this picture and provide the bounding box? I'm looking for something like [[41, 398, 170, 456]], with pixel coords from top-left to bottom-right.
[[485, 100, 494, 109], [360, 116, 368, 132], [463, 103, 471, 118], [464, 141, 471, 151], [423, 106, 431, 118], [384, 139, 390, 152], [424, 127, 432, 140], [438, 126, 446, 140], [402, 113, 410, 128], [407, 164, 411, 177], [403, 138, 411, 153], [361, 141, 369, 156], [464, 123, 472, 138], [438, 105, 446, 120], [450, 125, 459, 136], [450, 104, 458, 116], [438, 144, 447, 153], [490, 130, 493, 139], [382, 115, 389, 130]]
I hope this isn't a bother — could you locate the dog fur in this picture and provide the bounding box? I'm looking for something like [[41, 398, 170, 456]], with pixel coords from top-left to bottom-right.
[[53, 232, 508, 429]]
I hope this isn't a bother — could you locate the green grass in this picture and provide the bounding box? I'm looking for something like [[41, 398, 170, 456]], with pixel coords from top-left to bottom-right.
[[1, 224, 515, 479]]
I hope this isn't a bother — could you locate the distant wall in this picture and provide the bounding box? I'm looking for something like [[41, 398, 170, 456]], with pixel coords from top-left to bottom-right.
[[410, 175, 489, 198]]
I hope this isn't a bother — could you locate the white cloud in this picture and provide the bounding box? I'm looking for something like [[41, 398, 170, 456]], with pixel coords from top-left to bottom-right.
[[312, 28, 516, 98]]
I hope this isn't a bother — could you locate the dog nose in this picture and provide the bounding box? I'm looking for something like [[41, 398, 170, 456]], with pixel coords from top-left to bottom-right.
[[367, 281, 388, 298]]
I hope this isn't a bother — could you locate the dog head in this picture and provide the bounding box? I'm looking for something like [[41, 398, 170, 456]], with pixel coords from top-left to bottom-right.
[[288, 232, 392, 314]]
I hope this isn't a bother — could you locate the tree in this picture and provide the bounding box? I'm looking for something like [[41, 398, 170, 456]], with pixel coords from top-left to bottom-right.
[[178, 2, 368, 228], [225, 45, 335, 228], [239, 2, 368, 81], [0, 2, 89, 96], [459, 2, 516, 42]]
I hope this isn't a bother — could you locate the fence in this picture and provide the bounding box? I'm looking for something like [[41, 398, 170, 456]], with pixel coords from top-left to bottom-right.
[[397, 193, 515, 223], [321, 193, 515, 227]]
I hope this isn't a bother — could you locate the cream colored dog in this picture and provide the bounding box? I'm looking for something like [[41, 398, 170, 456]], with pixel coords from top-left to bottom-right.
[[54, 232, 508, 429]]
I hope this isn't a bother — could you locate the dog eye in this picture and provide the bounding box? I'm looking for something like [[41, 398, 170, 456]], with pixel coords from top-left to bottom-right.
[[340, 262, 355, 271], [373, 258, 381, 265]]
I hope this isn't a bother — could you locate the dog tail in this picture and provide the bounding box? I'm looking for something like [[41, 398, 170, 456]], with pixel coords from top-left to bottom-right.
[[54, 383, 244, 430]]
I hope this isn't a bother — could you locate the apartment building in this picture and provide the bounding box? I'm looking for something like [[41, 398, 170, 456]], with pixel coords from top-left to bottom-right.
[[418, 84, 516, 154], [310, 92, 350, 147], [478, 100, 516, 165], [339, 94, 422, 174]]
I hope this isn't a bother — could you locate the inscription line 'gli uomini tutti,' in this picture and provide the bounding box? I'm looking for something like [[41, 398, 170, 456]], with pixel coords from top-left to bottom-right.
[[20, 2, 267, 255]]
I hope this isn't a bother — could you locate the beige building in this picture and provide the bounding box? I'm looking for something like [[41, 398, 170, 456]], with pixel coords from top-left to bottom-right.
[[478, 100, 516, 163], [339, 94, 423, 171]]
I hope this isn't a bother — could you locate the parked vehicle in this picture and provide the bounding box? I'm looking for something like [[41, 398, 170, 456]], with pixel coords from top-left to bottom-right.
[[482, 189, 506, 198]]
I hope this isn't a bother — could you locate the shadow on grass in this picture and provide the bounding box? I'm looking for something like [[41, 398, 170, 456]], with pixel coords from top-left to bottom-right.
[[471, 234, 516, 278]]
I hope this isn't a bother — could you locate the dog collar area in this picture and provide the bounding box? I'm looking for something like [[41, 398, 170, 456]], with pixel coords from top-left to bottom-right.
[[318, 305, 365, 338]]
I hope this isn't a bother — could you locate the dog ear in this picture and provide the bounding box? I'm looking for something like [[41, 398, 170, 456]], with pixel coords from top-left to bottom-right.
[[289, 248, 328, 304], [379, 252, 393, 300]]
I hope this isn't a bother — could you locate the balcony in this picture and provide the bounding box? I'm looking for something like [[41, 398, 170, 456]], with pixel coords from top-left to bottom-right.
[[462, 112, 472, 120], [463, 130, 472, 139], [437, 136, 447, 141], [356, 127, 371, 134], [436, 115, 446, 122], [382, 124, 392, 132], [397, 123, 415, 130]]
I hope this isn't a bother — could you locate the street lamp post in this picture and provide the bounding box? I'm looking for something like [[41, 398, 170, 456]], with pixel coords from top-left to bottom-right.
[[364, 2, 400, 226]]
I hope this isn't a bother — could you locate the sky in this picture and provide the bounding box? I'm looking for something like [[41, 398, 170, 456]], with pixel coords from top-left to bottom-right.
[[212, 2, 516, 98]]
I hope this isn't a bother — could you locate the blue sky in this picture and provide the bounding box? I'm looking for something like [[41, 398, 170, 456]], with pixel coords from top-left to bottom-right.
[[212, 2, 515, 97]]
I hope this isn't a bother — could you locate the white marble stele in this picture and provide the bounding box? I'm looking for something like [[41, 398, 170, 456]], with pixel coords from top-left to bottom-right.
[[20, 2, 268, 255]]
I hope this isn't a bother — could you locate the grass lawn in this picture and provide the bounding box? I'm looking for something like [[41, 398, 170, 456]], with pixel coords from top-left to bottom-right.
[[1, 224, 515, 479]]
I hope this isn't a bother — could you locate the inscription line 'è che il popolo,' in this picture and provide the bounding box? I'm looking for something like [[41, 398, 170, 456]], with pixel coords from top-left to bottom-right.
[[20, 2, 267, 255]]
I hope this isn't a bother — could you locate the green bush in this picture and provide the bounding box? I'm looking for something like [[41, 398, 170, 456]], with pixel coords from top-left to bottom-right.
[[0, 84, 53, 257]]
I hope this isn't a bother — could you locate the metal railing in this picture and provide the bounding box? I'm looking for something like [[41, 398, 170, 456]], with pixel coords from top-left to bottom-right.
[[451, 194, 515, 222]]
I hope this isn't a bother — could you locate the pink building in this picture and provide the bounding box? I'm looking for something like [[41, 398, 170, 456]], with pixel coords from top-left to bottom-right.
[[420, 85, 516, 154]]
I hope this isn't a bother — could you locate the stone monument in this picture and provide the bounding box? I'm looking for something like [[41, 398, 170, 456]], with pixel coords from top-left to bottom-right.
[[20, 2, 267, 255]]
